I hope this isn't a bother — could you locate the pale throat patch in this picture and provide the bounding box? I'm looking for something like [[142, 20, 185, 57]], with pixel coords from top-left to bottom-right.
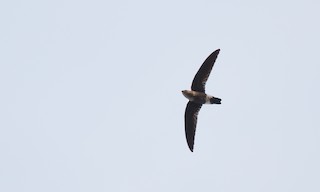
[[182, 91, 193, 101], [184, 94, 194, 101]]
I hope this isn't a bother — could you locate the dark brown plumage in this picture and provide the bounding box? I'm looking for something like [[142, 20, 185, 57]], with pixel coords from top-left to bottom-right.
[[184, 102, 202, 152], [183, 49, 221, 152], [191, 49, 220, 92]]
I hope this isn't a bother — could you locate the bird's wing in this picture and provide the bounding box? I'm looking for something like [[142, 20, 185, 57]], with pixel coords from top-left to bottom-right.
[[185, 101, 202, 152], [191, 49, 220, 92]]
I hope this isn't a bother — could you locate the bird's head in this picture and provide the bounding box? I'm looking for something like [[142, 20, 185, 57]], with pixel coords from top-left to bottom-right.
[[181, 90, 192, 99]]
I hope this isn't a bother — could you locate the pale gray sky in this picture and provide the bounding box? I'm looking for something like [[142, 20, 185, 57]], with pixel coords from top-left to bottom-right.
[[1, 1, 320, 192]]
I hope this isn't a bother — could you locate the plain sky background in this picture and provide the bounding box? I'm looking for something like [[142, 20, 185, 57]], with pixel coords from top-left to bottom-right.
[[1, 0, 320, 191]]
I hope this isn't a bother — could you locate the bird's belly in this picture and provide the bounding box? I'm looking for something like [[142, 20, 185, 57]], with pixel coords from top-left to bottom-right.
[[182, 90, 211, 104]]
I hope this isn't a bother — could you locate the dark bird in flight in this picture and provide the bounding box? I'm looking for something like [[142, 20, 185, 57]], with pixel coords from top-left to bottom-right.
[[182, 49, 221, 152]]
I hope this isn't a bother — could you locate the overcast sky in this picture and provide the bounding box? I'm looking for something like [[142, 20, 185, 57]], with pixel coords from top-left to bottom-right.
[[1, 1, 320, 192]]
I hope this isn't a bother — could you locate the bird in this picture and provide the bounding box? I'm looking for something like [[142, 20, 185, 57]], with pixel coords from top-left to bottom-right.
[[182, 49, 221, 152]]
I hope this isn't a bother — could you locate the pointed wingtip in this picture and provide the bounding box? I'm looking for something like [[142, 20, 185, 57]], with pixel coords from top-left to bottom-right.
[[188, 145, 194, 152], [215, 49, 220, 53]]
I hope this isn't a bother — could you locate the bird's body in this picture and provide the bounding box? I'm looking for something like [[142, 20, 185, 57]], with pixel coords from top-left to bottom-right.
[[182, 90, 221, 104], [182, 49, 221, 152]]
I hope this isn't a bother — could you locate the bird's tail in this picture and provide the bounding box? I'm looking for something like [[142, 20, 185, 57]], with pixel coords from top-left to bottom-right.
[[210, 97, 221, 104]]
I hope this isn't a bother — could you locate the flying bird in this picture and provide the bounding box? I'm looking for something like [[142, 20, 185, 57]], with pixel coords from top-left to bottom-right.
[[182, 49, 221, 152]]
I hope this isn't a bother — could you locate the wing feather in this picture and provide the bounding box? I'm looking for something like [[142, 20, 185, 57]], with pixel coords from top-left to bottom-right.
[[185, 101, 202, 152], [191, 49, 220, 92]]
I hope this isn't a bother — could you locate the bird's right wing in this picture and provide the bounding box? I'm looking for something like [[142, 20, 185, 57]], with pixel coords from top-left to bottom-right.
[[191, 49, 220, 92], [185, 101, 202, 152]]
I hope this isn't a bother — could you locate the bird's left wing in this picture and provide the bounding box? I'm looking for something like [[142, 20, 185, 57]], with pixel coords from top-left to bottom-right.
[[185, 101, 202, 152]]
